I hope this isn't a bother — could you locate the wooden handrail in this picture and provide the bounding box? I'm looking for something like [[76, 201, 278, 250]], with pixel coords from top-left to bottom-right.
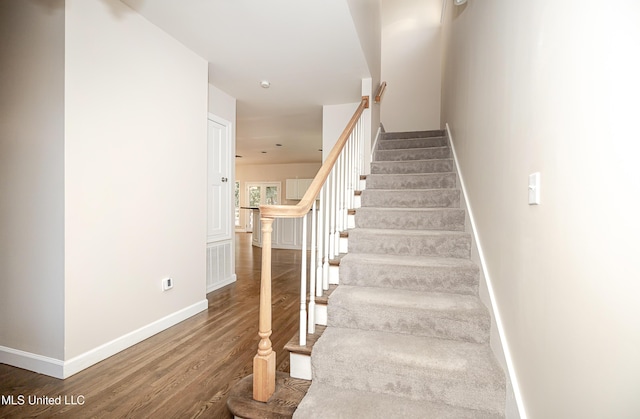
[[375, 81, 387, 103], [259, 95, 370, 219], [252, 94, 369, 403]]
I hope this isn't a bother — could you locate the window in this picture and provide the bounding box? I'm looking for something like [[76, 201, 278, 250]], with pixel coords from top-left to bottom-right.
[[234, 181, 240, 226], [246, 182, 281, 231]]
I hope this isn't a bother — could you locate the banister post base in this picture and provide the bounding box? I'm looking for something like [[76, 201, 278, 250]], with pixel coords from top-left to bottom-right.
[[252, 351, 276, 402]]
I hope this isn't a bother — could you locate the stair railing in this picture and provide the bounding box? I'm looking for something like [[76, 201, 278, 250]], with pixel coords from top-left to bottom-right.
[[252, 96, 370, 402], [375, 81, 387, 103]]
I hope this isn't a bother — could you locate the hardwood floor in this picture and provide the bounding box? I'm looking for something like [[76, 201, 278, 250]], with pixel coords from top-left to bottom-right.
[[0, 233, 302, 418]]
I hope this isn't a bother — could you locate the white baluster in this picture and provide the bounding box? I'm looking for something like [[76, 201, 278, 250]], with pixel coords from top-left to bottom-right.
[[308, 203, 316, 334], [299, 212, 308, 346], [317, 184, 325, 297], [323, 177, 330, 291], [336, 153, 342, 236], [329, 167, 336, 259]]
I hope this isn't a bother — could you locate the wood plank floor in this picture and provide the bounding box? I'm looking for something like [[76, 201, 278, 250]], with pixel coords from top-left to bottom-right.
[[0, 233, 302, 418]]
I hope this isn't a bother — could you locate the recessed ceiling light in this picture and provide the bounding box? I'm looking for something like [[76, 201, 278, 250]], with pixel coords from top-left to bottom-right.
[[260, 80, 270, 89]]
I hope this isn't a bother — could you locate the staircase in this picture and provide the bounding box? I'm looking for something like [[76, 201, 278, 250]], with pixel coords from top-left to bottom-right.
[[293, 130, 506, 418]]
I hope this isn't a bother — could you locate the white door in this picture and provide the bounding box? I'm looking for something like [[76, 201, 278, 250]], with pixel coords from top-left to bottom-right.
[[207, 116, 232, 242]]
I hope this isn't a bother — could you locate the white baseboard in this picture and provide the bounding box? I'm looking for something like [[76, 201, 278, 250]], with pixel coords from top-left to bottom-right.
[[445, 123, 526, 419], [207, 274, 237, 294], [0, 299, 208, 379], [0, 346, 65, 378]]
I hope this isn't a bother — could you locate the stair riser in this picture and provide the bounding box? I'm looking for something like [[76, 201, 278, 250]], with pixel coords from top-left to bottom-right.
[[355, 209, 465, 231], [375, 147, 451, 162], [328, 303, 490, 344], [361, 189, 460, 208], [365, 173, 457, 190], [348, 231, 471, 258], [378, 137, 448, 150], [339, 259, 479, 295], [371, 159, 453, 174]]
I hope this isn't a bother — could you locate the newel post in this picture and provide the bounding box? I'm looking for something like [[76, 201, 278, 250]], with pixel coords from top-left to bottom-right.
[[253, 216, 276, 402]]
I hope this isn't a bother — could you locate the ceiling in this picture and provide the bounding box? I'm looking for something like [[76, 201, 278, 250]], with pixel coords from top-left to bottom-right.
[[121, 0, 371, 165]]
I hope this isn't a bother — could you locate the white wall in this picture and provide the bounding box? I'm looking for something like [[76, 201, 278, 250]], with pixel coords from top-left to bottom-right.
[[64, 0, 208, 360], [322, 102, 360, 162], [0, 0, 65, 361], [208, 83, 236, 125], [346, 0, 382, 139], [381, 0, 442, 131], [441, 0, 640, 417]]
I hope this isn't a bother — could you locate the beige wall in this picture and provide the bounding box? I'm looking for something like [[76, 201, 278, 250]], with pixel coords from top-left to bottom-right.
[[381, 0, 442, 132], [441, 0, 640, 417], [64, 0, 208, 359], [0, 0, 65, 361]]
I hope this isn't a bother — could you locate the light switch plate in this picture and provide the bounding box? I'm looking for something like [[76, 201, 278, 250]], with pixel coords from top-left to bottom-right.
[[528, 172, 540, 205]]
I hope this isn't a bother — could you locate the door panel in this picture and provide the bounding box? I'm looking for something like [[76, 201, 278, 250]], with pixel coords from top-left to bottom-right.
[[207, 117, 231, 242]]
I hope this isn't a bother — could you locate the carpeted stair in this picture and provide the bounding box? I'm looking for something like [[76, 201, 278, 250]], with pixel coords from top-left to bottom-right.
[[293, 130, 506, 418]]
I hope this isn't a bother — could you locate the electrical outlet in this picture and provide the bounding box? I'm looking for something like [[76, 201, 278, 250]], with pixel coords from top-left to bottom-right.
[[162, 277, 173, 291]]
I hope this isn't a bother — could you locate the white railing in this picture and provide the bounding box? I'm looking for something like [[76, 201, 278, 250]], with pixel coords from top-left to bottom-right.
[[251, 96, 369, 402]]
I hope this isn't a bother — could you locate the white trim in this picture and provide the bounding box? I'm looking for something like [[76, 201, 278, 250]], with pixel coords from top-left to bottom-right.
[[445, 123, 527, 418], [207, 274, 237, 294], [289, 352, 312, 380], [371, 126, 383, 162], [0, 346, 65, 378], [441, 0, 448, 24], [63, 299, 208, 378], [1, 300, 208, 379]]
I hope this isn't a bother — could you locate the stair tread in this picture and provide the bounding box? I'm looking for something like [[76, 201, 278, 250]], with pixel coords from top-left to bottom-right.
[[373, 157, 453, 164], [328, 286, 490, 343], [284, 325, 327, 356], [328, 253, 346, 266], [356, 206, 464, 213], [365, 172, 457, 190], [339, 253, 479, 295], [341, 252, 477, 269], [363, 187, 458, 191], [361, 188, 461, 208], [352, 228, 469, 237], [312, 327, 505, 412], [377, 137, 449, 150], [355, 207, 465, 231], [375, 146, 451, 161], [294, 383, 503, 419], [382, 131, 446, 139], [367, 171, 457, 176], [330, 285, 486, 313], [316, 284, 338, 305], [377, 145, 449, 151]]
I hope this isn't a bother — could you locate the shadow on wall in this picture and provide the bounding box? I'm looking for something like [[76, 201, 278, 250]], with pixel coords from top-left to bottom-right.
[[453, 0, 468, 19], [29, 0, 146, 19]]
